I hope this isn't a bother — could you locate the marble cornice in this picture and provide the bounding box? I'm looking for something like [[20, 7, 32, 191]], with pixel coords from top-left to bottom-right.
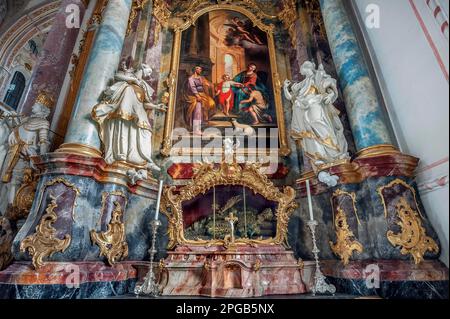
[[296, 151, 420, 196], [31, 152, 160, 199]]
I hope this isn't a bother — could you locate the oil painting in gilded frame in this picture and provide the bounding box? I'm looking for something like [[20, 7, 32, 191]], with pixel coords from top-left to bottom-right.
[[161, 6, 290, 157]]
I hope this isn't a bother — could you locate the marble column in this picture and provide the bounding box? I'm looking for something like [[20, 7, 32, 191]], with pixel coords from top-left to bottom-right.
[[319, 0, 393, 151], [19, 0, 87, 117], [62, 0, 133, 153]]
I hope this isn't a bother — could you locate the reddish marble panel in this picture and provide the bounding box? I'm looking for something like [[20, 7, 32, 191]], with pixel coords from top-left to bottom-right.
[[142, 245, 313, 298], [321, 260, 449, 282], [0, 261, 138, 285]]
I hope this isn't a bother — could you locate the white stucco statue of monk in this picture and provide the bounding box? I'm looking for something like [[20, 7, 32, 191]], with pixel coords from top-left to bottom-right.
[[284, 61, 349, 167], [92, 63, 166, 182], [0, 94, 52, 215]]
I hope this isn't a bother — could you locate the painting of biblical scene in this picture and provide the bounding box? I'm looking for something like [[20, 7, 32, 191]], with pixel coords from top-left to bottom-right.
[[175, 10, 277, 138], [182, 185, 277, 241]]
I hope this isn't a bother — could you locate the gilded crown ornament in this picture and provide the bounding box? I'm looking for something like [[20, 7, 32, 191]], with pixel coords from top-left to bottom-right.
[[35, 92, 55, 109]]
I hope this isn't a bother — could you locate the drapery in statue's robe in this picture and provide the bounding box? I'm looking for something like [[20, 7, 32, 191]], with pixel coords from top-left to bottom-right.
[[291, 74, 348, 163], [92, 76, 154, 167]]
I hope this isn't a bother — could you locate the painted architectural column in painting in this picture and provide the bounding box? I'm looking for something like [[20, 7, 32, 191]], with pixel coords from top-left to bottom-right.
[[18, 0, 87, 118], [120, 0, 153, 67], [319, 0, 394, 151], [62, 0, 133, 154]]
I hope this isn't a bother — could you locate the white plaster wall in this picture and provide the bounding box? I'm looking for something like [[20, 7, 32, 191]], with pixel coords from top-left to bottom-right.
[[439, 0, 449, 16], [353, 0, 449, 266]]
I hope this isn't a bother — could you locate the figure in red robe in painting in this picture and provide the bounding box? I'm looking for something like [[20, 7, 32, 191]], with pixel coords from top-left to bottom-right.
[[215, 74, 243, 116]]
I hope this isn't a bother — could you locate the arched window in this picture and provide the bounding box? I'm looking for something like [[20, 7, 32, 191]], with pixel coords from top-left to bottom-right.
[[28, 40, 38, 56], [3, 71, 26, 110], [224, 54, 236, 77]]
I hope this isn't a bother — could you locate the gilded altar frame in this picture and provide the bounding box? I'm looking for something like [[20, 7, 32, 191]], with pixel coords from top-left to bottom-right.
[[161, 161, 298, 249], [157, 1, 294, 157]]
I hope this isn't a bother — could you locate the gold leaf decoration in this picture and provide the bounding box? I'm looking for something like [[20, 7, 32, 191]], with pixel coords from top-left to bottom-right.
[[90, 202, 129, 266], [378, 178, 424, 219], [329, 208, 363, 266], [161, 161, 298, 249], [387, 198, 439, 265], [9, 168, 37, 221], [159, 0, 291, 157], [20, 198, 71, 270]]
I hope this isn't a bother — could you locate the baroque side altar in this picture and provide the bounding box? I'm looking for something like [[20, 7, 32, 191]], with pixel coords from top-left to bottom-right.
[[0, 0, 447, 300]]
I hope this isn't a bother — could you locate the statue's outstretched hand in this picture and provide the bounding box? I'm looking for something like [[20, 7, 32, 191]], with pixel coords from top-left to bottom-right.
[[157, 103, 168, 112], [145, 103, 167, 112]]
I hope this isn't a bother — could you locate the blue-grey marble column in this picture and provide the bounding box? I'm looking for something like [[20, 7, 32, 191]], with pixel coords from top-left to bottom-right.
[[319, 0, 393, 151], [64, 0, 132, 151]]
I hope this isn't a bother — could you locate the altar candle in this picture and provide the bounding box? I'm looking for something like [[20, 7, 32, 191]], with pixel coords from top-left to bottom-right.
[[154, 180, 164, 220], [306, 179, 314, 221]]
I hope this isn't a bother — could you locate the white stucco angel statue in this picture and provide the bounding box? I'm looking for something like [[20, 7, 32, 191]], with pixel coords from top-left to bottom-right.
[[284, 61, 349, 168], [92, 63, 167, 182]]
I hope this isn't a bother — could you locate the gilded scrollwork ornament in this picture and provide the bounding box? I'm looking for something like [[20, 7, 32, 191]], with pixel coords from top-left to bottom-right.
[[152, 0, 171, 44], [89, 0, 109, 27], [20, 197, 72, 270], [161, 160, 298, 249], [387, 198, 439, 265], [8, 168, 37, 221], [278, 0, 299, 46], [329, 207, 363, 266], [90, 201, 129, 266]]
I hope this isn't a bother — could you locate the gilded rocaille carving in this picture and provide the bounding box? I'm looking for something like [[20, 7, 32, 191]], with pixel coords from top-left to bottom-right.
[[387, 198, 439, 265], [127, 0, 149, 35], [20, 197, 72, 270], [91, 201, 129, 266], [329, 189, 363, 265], [377, 178, 424, 219], [161, 161, 298, 249]]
